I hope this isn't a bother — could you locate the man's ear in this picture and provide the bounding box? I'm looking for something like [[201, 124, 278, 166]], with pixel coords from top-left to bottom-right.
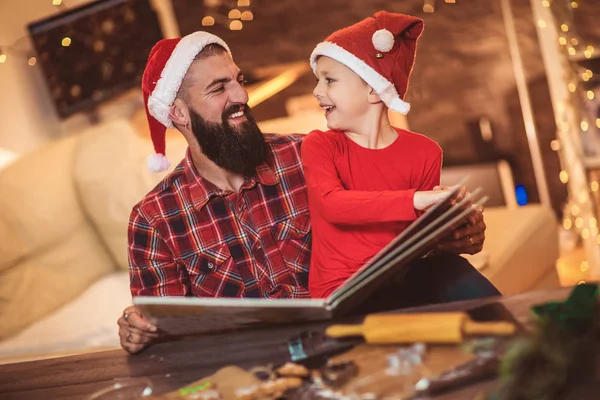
[[367, 86, 382, 105], [169, 99, 189, 128]]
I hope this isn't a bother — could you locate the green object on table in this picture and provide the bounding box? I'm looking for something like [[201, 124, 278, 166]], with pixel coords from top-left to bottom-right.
[[179, 381, 212, 395], [532, 284, 599, 332], [491, 284, 599, 400]]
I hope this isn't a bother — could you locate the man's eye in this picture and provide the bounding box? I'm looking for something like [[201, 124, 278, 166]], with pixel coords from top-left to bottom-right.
[[212, 86, 225, 93], [238, 79, 248, 86]]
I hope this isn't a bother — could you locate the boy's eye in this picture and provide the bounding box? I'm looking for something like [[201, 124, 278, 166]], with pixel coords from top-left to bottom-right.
[[325, 78, 335, 84]]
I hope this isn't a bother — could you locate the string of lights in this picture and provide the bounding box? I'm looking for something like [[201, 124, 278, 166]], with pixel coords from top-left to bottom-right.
[[533, 0, 600, 277], [0, 0, 253, 66]]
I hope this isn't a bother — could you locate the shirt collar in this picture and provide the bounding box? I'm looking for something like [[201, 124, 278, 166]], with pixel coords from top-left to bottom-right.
[[183, 148, 280, 210]]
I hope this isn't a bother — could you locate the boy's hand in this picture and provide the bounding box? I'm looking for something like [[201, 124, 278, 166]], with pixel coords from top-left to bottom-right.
[[413, 187, 456, 211]]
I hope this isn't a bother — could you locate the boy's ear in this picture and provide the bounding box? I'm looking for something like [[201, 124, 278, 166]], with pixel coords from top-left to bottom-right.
[[169, 98, 190, 128], [367, 86, 383, 105]]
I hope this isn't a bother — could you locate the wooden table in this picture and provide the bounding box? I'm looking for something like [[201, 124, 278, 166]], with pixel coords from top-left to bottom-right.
[[0, 286, 593, 400]]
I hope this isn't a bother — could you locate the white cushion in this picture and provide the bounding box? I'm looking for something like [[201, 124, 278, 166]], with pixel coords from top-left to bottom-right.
[[0, 272, 131, 364], [74, 119, 187, 270]]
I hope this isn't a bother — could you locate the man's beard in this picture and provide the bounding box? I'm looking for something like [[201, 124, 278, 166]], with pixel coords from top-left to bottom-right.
[[190, 104, 268, 178]]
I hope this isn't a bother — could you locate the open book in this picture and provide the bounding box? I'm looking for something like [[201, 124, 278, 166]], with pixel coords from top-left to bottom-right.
[[134, 179, 488, 336]]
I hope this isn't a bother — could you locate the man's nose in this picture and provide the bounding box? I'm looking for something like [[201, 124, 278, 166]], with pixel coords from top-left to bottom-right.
[[230, 81, 249, 104]]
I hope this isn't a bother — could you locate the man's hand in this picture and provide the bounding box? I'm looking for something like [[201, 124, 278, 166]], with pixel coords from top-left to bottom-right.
[[117, 306, 160, 354], [436, 204, 486, 255]]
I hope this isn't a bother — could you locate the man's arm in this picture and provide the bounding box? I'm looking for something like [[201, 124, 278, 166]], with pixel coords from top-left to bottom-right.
[[119, 208, 188, 354]]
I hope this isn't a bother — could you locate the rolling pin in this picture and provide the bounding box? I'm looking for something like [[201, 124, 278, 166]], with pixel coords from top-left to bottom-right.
[[325, 312, 516, 344]]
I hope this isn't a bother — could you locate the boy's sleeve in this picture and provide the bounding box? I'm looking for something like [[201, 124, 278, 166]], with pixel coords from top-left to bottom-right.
[[128, 207, 190, 297], [301, 132, 418, 225]]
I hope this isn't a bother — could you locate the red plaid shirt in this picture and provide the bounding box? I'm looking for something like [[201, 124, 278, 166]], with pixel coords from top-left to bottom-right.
[[128, 134, 311, 299]]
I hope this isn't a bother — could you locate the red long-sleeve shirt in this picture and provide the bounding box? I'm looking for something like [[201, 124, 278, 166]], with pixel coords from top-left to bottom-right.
[[301, 128, 442, 298]]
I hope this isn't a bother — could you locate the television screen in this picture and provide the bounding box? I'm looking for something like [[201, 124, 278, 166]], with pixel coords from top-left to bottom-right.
[[27, 0, 163, 119]]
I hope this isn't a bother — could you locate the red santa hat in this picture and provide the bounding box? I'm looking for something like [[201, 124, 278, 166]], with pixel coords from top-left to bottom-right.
[[310, 11, 424, 115], [142, 31, 232, 173]]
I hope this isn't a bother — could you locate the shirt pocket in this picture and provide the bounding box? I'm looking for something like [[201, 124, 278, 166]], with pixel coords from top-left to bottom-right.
[[180, 244, 233, 295], [271, 212, 311, 277]]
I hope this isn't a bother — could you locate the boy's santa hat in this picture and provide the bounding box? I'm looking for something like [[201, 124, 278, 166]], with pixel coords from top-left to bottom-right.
[[142, 32, 231, 173], [310, 11, 424, 115]]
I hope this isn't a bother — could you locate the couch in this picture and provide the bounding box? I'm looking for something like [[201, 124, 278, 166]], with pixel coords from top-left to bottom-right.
[[0, 116, 560, 364]]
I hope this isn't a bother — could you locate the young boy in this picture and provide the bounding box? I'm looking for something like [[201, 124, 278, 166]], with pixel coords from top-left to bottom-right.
[[302, 11, 454, 299]]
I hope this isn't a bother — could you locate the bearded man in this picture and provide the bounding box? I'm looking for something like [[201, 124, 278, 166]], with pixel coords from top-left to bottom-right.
[[117, 31, 497, 354]]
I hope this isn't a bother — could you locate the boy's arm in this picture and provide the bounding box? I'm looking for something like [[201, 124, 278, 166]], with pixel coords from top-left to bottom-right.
[[128, 208, 190, 297], [302, 133, 428, 225]]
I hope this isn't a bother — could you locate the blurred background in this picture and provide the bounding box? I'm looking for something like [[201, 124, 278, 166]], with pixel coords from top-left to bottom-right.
[[1, 0, 600, 362]]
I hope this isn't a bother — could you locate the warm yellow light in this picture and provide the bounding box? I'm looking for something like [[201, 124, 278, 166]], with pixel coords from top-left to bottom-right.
[[575, 217, 583, 228], [445, 0, 456, 3], [587, 90, 595, 100], [542, 0, 550, 7], [228, 9, 241, 19], [578, 280, 587, 285], [28, 57, 36, 66], [202, 16, 215, 26], [563, 218, 573, 230], [592, 226, 599, 236], [52, 0, 62, 5], [571, 38, 579, 46], [583, 73, 590, 82], [237, 0, 250, 6], [560, 170, 569, 183], [0, 54, 6, 63], [423, 3, 435, 13], [537, 20, 546, 28], [590, 218, 597, 228], [558, 37, 567, 46], [582, 228, 590, 239], [587, 45, 595, 53], [61, 37, 71, 47], [582, 121, 589, 131], [229, 20, 243, 30], [571, 204, 580, 215], [596, 118, 600, 128], [580, 261, 589, 272], [241, 11, 253, 21], [586, 69, 593, 78], [561, 24, 569, 32], [571, 1, 579, 8], [550, 139, 560, 151], [568, 47, 576, 56], [568, 82, 576, 92], [585, 50, 592, 58], [592, 181, 599, 192]]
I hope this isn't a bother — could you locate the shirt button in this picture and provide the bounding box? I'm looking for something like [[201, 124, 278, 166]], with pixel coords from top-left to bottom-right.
[[207, 262, 215, 270]]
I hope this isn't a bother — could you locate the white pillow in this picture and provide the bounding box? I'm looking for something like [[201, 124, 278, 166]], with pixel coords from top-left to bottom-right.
[[0, 272, 131, 364]]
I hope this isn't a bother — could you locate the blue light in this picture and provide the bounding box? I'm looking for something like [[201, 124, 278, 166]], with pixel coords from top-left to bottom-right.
[[515, 184, 528, 206]]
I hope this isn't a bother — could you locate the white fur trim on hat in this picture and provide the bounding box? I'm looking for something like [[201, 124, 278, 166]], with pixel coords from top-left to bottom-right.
[[310, 41, 410, 114], [372, 29, 395, 53], [147, 153, 171, 173], [148, 32, 232, 128]]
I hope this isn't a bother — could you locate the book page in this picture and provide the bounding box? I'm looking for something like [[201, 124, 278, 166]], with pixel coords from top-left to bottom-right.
[[133, 297, 331, 336], [328, 191, 487, 314]]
